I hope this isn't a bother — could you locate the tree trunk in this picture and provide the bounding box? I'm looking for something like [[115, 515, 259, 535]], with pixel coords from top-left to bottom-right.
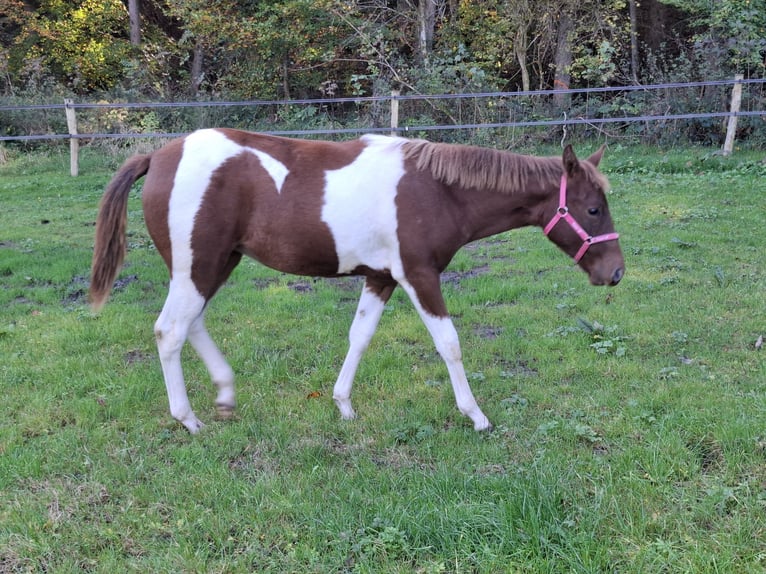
[[515, 26, 530, 92], [628, 0, 639, 82], [190, 41, 204, 95], [418, 0, 436, 63], [281, 57, 291, 100], [128, 0, 140, 46], [553, 11, 572, 106]]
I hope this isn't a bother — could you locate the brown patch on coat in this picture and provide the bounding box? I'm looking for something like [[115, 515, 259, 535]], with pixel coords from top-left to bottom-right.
[[142, 138, 183, 274]]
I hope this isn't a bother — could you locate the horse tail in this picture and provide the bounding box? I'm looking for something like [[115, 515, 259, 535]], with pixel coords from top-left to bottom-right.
[[89, 154, 152, 311]]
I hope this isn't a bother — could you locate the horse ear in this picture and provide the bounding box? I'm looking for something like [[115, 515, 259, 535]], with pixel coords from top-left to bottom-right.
[[563, 144, 580, 177], [586, 144, 606, 167]]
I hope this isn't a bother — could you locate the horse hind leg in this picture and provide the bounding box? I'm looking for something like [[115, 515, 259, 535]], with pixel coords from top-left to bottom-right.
[[188, 312, 235, 419], [154, 278, 207, 433], [168, 251, 242, 429], [333, 278, 395, 420]]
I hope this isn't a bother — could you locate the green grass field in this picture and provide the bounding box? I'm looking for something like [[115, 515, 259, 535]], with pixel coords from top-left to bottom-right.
[[1, 142, 765, 573]]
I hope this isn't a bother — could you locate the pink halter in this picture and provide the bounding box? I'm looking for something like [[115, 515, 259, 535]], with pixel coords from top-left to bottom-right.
[[543, 175, 620, 263]]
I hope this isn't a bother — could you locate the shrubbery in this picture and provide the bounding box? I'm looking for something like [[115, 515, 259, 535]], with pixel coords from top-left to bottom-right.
[[1, 0, 764, 148]]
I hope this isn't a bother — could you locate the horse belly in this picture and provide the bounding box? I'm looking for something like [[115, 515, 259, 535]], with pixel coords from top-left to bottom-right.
[[241, 207, 397, 279], [239, 214, 341, 277]]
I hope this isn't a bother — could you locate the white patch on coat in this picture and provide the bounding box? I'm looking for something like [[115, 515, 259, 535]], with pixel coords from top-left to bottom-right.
[[321, 135, 408, 274], [250, 148, 289, 193], [168, 129, 290, 278], [169, 130, 243, 278]]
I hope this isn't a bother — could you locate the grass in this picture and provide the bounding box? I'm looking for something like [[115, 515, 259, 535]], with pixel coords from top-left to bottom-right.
[[1, 142, 766, 572]]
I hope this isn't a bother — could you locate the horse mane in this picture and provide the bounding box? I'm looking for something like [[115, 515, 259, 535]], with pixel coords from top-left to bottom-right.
[[401, 139, 603, 194]]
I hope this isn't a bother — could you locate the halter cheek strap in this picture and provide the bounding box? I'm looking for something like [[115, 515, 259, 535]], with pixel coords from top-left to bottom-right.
[[543, 175, 620, 263]]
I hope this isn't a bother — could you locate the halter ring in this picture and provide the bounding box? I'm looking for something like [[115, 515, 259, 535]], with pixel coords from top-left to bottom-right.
[[544, 175, 619, 263]]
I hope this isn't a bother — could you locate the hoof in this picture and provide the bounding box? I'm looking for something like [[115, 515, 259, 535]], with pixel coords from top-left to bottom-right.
[[472, 417, 493, 432], [180, 416, 205, 434], [333, 397, 356, 421], [338, 410, 357, 422], [215, 403, 236, 420]]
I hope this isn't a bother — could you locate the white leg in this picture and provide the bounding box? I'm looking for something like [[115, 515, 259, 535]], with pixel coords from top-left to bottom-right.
[[333, 282, 390, 420], [398, 280, 492, 431], [188, 312, 236, 419], [154, 279, 207, 433]]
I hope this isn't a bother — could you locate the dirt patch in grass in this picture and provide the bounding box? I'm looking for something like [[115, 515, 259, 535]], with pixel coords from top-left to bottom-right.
[[323, 276, 365, 292], [252, 277, 280, 289], [441, 264, 491, 286], [113, 274, 139, 291], [473, 324, 504, 339], [287, 280, 314, 293], [688, 435, 725, 474], [498, 358, 539, 377], [62, 275, 90, 305], [124, 349, 153, 365]]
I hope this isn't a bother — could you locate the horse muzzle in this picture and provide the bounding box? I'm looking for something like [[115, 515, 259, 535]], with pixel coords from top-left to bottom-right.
[[588, 264, 625, 287]]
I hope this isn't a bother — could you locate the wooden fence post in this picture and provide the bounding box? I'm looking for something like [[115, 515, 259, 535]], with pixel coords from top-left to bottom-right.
[[390, 90, 400, 136], [64, 98, 79, 176], [722, 74, 744, 156]]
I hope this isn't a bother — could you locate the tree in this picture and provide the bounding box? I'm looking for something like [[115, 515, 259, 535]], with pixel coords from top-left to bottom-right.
[[13, 0, 131, 92], [0, 0, 760, 104], [163, 0, 354, 99], [628, 0, 639, 82], [553, 9, 573, 101], [659, 0, 766, 75], [418, 0, 437, 63], [510, 0, 534, 92], [0, 0, 28, 94], [128, 0, 140, 46]]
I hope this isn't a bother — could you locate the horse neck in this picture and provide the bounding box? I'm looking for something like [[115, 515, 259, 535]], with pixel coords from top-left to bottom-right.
[[453, 176, 555, 243]]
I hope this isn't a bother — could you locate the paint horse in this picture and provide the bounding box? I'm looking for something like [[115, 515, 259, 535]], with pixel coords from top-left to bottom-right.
[[90, 129, 624, 433]]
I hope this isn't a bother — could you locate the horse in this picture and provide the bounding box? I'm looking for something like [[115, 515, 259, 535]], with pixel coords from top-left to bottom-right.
[[90, 128, 624, 433]]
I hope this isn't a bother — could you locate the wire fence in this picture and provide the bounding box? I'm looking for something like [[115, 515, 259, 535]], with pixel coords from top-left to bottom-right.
[[1, 78, 765, 144]]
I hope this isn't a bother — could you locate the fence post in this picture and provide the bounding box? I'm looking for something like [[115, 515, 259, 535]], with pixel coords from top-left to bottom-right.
[[722, 74, 744, 156], [390, 90, 400, 136], [64, 98, 79, 176]]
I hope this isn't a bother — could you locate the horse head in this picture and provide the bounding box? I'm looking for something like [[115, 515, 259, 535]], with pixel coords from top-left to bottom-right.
[[542, 145, 625, 287]]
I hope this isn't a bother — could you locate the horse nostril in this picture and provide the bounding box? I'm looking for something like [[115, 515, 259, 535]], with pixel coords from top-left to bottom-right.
[[612, 267, 624, 285]]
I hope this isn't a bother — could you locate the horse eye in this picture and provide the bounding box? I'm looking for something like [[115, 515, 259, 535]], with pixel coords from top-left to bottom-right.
[[588, 207, 600, 216]]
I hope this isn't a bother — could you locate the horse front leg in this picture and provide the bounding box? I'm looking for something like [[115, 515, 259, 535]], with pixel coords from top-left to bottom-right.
[[398, 277, 492, 432], [333, 278, 396, 420], [154, 280, 207, 433]]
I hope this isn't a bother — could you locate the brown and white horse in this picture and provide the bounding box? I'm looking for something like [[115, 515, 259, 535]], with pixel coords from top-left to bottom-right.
[[90, 128, 624, 433]]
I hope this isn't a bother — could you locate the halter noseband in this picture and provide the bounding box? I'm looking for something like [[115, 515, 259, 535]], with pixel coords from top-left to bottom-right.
[[543, 174, 620, 263]]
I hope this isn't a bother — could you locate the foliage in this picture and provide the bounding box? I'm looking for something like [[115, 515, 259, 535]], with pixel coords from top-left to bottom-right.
[[164, 0, 346, 99], [443, 0, 516, 80], [10, 0, 132, 93], [659, 0, 766, 75], [1, 0, 765, 150], [1, 0, 763, 104]]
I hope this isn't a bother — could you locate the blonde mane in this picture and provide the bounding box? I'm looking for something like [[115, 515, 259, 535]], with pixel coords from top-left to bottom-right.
[[401, 140, 606, 194]]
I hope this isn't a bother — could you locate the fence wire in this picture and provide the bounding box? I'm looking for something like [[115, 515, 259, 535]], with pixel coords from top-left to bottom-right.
[[1, 78, 764, 144]]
